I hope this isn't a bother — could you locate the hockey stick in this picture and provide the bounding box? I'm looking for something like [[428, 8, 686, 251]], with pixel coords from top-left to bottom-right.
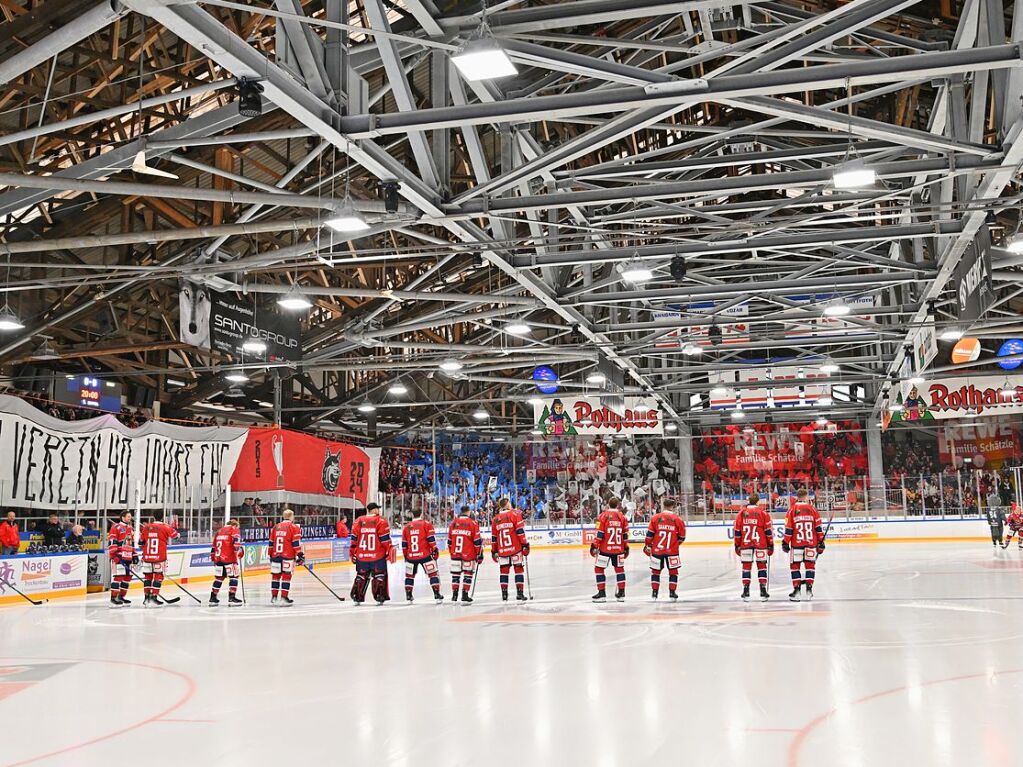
[[162, 572, 202, 604], [129, 570, 180, 604], [239, 559, 246, 605], [302, 562, 346, 601], [469, 560, 481, 600], [0, 576, 46, 605], [524, 556, 534, 600]]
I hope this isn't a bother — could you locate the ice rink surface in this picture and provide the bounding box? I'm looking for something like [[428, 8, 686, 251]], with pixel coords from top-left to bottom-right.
[[2, 541, 1023, 767]]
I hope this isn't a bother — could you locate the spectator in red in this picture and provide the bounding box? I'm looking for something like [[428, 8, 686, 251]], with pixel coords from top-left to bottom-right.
[[335, 515, 350, 539], [0, 511, 19, 556]]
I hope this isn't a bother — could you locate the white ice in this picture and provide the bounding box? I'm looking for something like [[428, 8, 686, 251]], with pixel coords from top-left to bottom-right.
[[3, 542, 1023, 767]]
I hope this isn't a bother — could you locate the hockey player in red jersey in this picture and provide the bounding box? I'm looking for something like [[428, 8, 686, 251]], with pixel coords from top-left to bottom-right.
[[210, 519, 244, 607], [491, 498, 529, 602], [139, 510, 179, 607], [783, 488, 824, 601], [1004, 503, 1023, 549], [733, 493, 774, 602], [351, 503, 393, 605], [645, 497, 686, 600], [107, 510, 136, 608], [402, 510, 443, 603], [591, 496, 629, 602], [269, 509, 304, 606], [448, 506, 483, 603]]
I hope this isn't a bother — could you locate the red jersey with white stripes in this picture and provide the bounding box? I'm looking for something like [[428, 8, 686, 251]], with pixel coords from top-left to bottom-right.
[[595, 509, 629, 555], [139, 521, 178, 563], [269, 520, 303, 559], [402, 518, 437, 560], [733, 506, 773, 550], [107, 522, 134, 562], [448, 516, 482, 560], [646, 512, 686, 556], [212, 526, 243, 564], [491, 510, 527, 556], [352, 514, 392, 561], [784, 503, 823, 548]]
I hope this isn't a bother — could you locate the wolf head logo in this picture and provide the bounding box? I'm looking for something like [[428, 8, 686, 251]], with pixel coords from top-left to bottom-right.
[[321, 448, 342, 493]]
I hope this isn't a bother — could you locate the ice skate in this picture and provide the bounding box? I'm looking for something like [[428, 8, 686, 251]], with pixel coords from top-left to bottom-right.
[[789, 586, 801, 602], [741, 584, 750, 602], [760, 584, 770, 602], [591, 591, 606, 602]]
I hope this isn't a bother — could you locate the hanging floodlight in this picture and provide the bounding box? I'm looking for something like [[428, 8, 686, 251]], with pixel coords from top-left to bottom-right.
[[237, 79, 264, 118], [586, 372, 606, 385], [388, 382, 408, 396], [325, 199, 371, 233], [832, 160, 876, 190], [819, 359, 840, 374], [225, 371, 249, 384], [823, 297, 851, 317], [472, 408, 489, 420], [451, 37, 517, 81], [0, 303, 23, 331], [277, 285, 313, 311], [505, 322, 531, 336], [621, 261, 654, 283], [682, 342, 703, 356], [665, 422, 678, 432], [357, 403, 377, 413], [440, 359, 463, 372]]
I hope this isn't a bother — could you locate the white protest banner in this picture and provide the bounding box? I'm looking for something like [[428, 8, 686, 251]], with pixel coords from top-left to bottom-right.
[[0, 395, 247, 509]]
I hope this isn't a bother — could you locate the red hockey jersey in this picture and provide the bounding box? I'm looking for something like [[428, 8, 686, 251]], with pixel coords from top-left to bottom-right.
[[733, 506, 773, 550], [491, 510, 527, 556], [269, 520, 303, 559], [402, 518, 438, 560], [784, 503, 823, 548], [351, 514, 392, 561], [595, 509, 629, 555], [448, 516, 483, 560], [107, 522, 134, 562], [139, 521, 179, 563], [212, 526, 244, 564], [646, 511, 686, 556]]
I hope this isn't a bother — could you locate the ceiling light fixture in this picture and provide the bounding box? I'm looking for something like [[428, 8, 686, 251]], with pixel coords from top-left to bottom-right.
[[225, 371, 249, 384], [730, 409, 745, 421], [237, 79, 264, 118], [682, 342, 703, 356], [621, 261, 653, 283], [472, 408, 489, 421], [388, 383, 408, 396], [451, 37, 517, 81], [665, 422, 678, 432], [823, 297, 851, 317], [819, 360, 840, 374], [0, 303, 23, 331], [586, 372, 607, 385], [325, 199, 371, 233], [440, 359, 463, 373], [357, 403, 377, 413], [505, 322, 531, 336], [939, 327, 964, 341], [277, 285, 313, 311]]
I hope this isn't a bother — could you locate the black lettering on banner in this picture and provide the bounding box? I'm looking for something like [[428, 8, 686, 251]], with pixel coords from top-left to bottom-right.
[[12, 421, 25, 500], [41, 433, 60, 504], [57, 438, 71, 505], [348, 461, 365, 495], [254, 439, 262, 479], [25, 426, 44, 501], [182, 443, 193, 488]]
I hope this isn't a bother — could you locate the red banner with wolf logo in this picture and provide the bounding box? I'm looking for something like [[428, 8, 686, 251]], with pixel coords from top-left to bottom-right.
[[228, 428, 375, 507]]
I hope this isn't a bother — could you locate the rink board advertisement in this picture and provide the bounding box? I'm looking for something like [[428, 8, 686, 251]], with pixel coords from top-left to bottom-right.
[[533, 397, 663, 436], [228, 428, 380, 507], [0, 552, 88, 605], [0, 395, 246, 510]]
